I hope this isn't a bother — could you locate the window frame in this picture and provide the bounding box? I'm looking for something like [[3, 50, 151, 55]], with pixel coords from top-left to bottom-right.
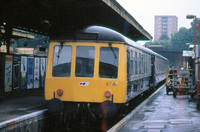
[[52, 45, 72, 77]]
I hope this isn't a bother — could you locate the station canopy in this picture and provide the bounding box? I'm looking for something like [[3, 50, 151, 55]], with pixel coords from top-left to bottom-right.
[[0, 0, 152, 41]]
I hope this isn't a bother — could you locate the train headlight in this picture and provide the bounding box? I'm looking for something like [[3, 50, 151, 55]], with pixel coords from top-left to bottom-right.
[[57, 88, 63, 96], [105, 90, 111, 98]]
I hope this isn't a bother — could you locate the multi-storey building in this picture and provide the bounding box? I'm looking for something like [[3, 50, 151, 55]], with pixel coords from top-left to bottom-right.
[[154, 15, 178, 41]]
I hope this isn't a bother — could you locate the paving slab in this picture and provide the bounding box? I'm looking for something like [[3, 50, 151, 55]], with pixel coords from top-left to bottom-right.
[[118, 86, 200, 132], [0, 94, 47, 123]]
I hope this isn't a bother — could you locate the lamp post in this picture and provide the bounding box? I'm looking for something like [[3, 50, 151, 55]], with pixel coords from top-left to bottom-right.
[[186, 15, 196, 68], [186, 14, 200, 110]]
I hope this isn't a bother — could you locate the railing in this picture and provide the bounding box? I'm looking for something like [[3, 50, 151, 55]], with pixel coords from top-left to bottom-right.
[[166, 69, 196, 97]]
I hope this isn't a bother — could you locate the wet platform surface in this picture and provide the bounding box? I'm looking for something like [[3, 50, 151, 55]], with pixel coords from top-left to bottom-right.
[[0, 93, 47, 123], [118, 86, 200, 132]]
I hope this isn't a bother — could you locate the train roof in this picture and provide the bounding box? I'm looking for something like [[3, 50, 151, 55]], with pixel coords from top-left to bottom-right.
[[52, 26, 168, 61], [82, 26, 168, 61]]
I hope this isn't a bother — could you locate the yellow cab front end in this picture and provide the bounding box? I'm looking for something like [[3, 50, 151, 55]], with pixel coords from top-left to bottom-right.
[[45, 41, 127, 105]]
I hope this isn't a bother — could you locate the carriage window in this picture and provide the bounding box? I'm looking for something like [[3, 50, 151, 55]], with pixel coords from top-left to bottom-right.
[[139, 53, 141, 75], [135, 52, 138, 75], [143, 54, 145, 74], [75, 46, 95, 77], [52, 45, 72, 77], [99, 47, 119, 78], [146, 55, 148, 75], [130, 50, 134, 75], [142, 54, 144, 74]]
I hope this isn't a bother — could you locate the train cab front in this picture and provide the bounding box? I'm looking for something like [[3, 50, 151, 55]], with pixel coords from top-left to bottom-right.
[[45, 41, 127, 119]]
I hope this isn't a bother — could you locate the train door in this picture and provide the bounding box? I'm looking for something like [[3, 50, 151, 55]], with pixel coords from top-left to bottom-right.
[[126, 48, 132, 99], [127, 48, 130, 82], [150, 55, 155, 87]]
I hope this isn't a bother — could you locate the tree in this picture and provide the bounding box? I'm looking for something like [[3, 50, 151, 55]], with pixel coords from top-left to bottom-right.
[[11, 39, 18, 53], [14, 33, 49, 49], [190, 18, 200, 44], [170, 27, 193, 51], [159, 34, 169, 41]]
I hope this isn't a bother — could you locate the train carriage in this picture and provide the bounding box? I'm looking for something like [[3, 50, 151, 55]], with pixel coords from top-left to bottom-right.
[[45, 26, 169, 124]]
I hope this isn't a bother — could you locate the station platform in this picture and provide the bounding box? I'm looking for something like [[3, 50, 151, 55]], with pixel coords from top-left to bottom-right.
[[113, 85, 200, 132], [0, 91, 47, 123]]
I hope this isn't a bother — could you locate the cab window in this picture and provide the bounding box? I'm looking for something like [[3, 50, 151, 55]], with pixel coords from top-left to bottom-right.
[[75, 46, 95, 77], [52, 45, 72, 77], [99, 47, 119, 78]]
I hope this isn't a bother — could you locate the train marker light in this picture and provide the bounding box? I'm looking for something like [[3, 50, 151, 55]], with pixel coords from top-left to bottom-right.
[[57, 88, 63, 96], [105, 90, 111, 98]]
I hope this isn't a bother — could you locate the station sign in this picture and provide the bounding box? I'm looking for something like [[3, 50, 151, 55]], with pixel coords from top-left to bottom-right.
[[182, 50, 193, 57]]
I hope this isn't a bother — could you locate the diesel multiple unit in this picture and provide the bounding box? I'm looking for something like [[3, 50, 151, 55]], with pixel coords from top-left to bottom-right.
[[45, 26, 169, 124]]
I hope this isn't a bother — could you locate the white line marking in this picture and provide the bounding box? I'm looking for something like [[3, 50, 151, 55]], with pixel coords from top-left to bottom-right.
[[0, 109, 47, 128]]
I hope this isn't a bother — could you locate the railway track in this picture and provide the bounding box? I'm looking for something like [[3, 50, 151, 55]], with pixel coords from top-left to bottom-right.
[[51, 82, 165, 132]]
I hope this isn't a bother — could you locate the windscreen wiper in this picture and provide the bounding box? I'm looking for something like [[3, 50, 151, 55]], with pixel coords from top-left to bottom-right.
[[109, 43, 117, 59], [56, 42, 64, 64]]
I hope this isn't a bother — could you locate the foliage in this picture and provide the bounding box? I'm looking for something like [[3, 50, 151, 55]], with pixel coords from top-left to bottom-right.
[[11, 39, 18, 53], [159, 34, 169, 41], [14, 33, 49, 49], [190, 19, 199, 44], [147, 39, 171, 51], [170, 27, 193, 51]]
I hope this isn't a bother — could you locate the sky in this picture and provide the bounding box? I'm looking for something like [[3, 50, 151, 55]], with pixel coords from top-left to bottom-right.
[[116, 0, 200, 41]]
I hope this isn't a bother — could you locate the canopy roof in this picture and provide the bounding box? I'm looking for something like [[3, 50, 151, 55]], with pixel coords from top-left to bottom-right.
[[0, 0, 152, 41]]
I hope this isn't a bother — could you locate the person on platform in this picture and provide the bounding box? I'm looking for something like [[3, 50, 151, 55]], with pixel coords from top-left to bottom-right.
[[169, 65, 174, 82]]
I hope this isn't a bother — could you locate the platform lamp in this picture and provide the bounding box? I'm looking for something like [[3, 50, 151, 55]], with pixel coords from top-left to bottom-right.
[[186, 15, 196, 68], [187, 14, 200, 110]]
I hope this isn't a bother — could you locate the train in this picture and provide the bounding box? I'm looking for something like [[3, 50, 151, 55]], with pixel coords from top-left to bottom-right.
[[45, 25, 169, 127]]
